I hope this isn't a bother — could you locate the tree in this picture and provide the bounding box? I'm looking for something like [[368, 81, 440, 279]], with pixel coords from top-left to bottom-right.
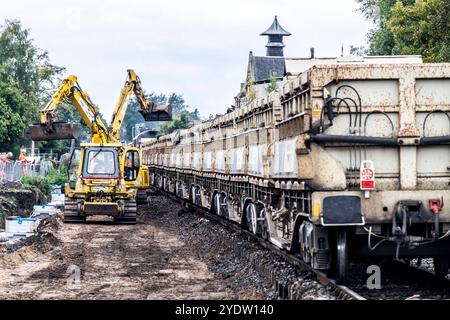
[[122, 93, 166, 141], [0, 20, 63, 101], [356, 0, 450, 62], [0, 67, 33, 147], [167, 92, 187, 114], [159, 112, 192, 135], [387, 0, 450, 62], [38, 103, 96, 156], [158, 94, 200, 135], [121, 92, 199, 141], [356, 0, 411, 55], [0, 20, 64, 156]]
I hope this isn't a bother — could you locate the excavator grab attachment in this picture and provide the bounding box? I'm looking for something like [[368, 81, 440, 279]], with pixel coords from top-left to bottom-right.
[[28, 122, 81, 141], [139, 104, 172, 121]]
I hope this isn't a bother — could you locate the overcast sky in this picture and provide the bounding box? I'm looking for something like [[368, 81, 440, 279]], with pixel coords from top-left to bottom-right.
[[2, 0, 373, 120]]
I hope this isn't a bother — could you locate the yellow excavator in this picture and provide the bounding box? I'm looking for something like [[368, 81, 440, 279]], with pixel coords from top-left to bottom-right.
[[28, 69, 171, 224]]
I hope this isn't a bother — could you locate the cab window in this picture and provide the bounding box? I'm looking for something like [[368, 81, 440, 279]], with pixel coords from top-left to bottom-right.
[[87, 150, 116, 175], [82, 147, 119, 178], [125, 150, 140, 181], [67, 148, 80, 182]]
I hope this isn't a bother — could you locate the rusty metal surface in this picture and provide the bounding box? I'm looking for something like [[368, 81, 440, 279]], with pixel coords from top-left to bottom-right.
[[139, 104, 172, 121], [142, 62, 450, 214], [138, 61, 450, 273], [28, 122, 81, 141]]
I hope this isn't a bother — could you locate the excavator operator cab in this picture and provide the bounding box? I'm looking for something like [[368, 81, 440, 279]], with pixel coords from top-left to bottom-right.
[[124, 149, 140, 181], [82, 147, 120, 179], [67, 148, 81, 190]]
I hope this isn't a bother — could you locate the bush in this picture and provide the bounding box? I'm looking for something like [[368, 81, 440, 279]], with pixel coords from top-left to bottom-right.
[[21, 166, 68, 196], [45, 167, 68, 187], [21, 175, 51, 196]]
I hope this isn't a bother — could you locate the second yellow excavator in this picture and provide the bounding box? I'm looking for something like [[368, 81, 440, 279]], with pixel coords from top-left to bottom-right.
[[29, 69, 171, 224]]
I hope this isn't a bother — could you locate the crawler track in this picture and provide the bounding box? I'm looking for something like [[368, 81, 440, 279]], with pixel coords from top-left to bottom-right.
[[161, 190, 450, 300]]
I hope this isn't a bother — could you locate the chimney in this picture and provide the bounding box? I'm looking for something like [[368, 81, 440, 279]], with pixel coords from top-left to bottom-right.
[[310, 47, 315, 59]]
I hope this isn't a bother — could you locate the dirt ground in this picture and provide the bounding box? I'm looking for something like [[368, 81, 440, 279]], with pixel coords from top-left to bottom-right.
[[0, 181, 47, 228], [0, 202, 236, 299], [0, 194, 332, 300]]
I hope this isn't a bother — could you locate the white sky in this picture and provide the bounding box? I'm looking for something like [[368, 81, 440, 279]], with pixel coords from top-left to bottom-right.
[[2, 0, 373, 120]]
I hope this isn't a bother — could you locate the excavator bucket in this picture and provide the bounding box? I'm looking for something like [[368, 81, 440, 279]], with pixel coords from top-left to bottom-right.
[[139, 104, 172, 122], [28, 122, 81, 141]]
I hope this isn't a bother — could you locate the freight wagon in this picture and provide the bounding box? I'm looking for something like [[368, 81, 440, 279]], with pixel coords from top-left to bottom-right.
[[142, 57, 450, 282]]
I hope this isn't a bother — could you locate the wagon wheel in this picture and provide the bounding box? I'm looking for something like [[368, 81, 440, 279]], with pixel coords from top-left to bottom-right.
[[246, 203, 258, 235], [191, 186, 197, 205], [335, 228, 349, 284], [260, 208, 270, 240], [433, 256, 450, 278], [213, 193, 219, 215]]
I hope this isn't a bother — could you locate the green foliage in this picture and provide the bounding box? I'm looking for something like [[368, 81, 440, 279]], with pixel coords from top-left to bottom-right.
[[45, 167, 68, 186], [159, 111, 199, 135], [266, 76, 278, 93], [350, 45, 369, 56], [246, 79, 256, 102], [356, 0, 405, 55], [0, 20, 100, 157], [160, 93, 200, 135], [122, 92, 200, 141], [0, 19, 63, 155], [38, 103, 97, 156], [0, 69, 33, 144], [167, 92, 188, 114], [0, 20, 63, 98], [21, 175, 51, 197], [21, 166, 68, 196], [387, 0, 450, 62], [356, 0, 450, 62], [122, 93, 166, 142]]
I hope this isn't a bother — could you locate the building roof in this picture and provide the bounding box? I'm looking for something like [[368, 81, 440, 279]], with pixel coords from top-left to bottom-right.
[[260, 16, 291, 36], [251, 55, 285, 83]]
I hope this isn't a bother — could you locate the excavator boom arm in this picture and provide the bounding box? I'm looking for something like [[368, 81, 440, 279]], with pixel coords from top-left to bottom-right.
[[30, 69, 171, 144], [30, 75, 110, 143], [109, 69, 171, 141]]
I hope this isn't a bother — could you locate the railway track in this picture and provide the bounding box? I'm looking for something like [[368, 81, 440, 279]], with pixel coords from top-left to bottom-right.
[[160, 190, 364, 300], [156, 189, 450, 300], [347, 259, 450, 299]]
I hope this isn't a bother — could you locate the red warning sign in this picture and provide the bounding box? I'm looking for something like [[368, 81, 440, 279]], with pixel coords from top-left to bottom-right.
[[360, 160, 375, 190]]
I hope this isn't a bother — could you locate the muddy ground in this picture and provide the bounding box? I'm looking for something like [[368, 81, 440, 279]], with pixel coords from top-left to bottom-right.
[[0, 181, 48, 228], [0, 194, 333, 300]]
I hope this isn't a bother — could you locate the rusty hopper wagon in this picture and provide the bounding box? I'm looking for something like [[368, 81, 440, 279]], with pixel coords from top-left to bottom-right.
[[142, 57, 450, 283]]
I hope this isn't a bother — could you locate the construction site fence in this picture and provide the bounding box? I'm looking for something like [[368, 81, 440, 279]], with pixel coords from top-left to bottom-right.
[[0, 160, 55, 182]]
